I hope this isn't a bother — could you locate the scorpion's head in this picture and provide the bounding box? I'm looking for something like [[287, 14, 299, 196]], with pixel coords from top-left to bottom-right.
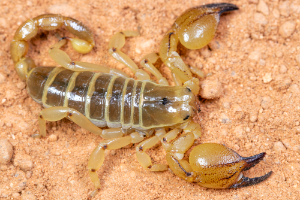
[[141, 82, 197, 129]]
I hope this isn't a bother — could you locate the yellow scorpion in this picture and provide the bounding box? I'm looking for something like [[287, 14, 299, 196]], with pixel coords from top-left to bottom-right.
[[10, 3, 272, 198]]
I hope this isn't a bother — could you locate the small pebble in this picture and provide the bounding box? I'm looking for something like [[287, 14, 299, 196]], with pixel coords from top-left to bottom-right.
[[257, 0, 269, 15], [220, 113, 231, 124], [273, 141, 286, 152], [245, 127, 251, 132], [0, 73, 6, 84], [21, 191, 36, 200], [16, 82, 26, 90], [275, 51, 283, 58], [250, 32, 259, 40], [289, 84, 300, 93], [248, 0, 258, 4], [47, 4, 76, 16], [259, 59, 266, 66], [14, 154, 33, 172], [0, 164, 8, 170], [279, 1, 290, 17], [295, 54, 300, 66], [223, 102, 230, 109], [263, 73, 272, 83], [253, 12, 268, 25], [232, 104, 242, 112], [135, 47, 141, 54], [0, 139, 13, 165], [234, 126, 244, 138], [295, 126, 300, 133], [6, 122, 12, 128], [232, 104, 245, 119], [272, 8, 280, 18], [0, 18, 8, 28], [279, 21, 296, 38], [12, 192, 21, 198], [199, 79, 223, 99], [139, 39, 155, 49], [26, 171, 32, 179], [36, 183, 45, 191], [273, 75, 292, 90], [279, 65, 287, 73], [200, 47, 211, 58], [208, 40, 224, 50], [0, 193, 9, 198], [18, 182, 27, 191], [250, 112, 258, 122], [261, 96, 273, 109], [48, 134, 58, 142], [248, 50, 261, 61], [26, 1, 33, 6]]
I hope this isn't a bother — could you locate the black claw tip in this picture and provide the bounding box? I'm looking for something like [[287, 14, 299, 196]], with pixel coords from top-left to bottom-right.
[[59, 37, 69, 41], [203, 3, 239, 15], [242, 152, 266, 171], [230, 171, 273, 188]]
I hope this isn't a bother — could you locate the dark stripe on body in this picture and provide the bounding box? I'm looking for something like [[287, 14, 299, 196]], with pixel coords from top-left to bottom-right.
[[67, 71, 94, 114], [89, 74, 113, 121], [27, 67, 54, 102], [133, 81, 143, 125], [46, 69, 73, 107], [108, 76, 126, 122], [123, 79, 135, 125]]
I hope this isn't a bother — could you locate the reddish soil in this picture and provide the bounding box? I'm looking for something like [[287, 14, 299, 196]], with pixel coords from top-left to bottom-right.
[[0, 0, 299, 199]]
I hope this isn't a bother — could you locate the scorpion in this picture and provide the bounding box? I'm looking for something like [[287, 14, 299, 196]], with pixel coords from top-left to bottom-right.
[[10, 3, 272, 198]]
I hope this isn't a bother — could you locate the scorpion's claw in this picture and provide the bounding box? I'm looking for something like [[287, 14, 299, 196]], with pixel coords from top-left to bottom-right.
[[230, 152, 273, 188]]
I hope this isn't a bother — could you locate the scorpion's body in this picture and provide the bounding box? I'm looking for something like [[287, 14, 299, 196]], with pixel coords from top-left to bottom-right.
[[28, 67, 194, 130], [10, 3, 272, 199]]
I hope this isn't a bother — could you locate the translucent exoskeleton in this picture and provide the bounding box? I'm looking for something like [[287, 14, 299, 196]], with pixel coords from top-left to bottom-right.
[[10, 3, 272, 199]]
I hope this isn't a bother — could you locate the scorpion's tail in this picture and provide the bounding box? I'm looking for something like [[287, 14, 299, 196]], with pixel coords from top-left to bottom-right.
[[10, 14, 95, 81]]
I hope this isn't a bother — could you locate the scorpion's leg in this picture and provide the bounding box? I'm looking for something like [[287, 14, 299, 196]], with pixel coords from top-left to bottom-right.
[[165, 131, 197, 182], [135, 121, 201, 172], [108, 31, 151, 81], [140, 53, 169, 85], [135, 128, 177, 171], [163, 120, 202, 182], [34, 106, 103, 138], [159, 31, 202, 94], [88, 132, 144, 198], [160, 31, 193, 84], [36, 106, 128, 139], [48, 38, 129, 78]]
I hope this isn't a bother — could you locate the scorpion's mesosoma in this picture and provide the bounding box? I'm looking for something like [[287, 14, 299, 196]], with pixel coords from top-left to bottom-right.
[[10, 3, 272, 198]]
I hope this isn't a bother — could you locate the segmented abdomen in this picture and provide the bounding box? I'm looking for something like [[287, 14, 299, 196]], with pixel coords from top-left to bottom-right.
[[27, 67, 194, 129]]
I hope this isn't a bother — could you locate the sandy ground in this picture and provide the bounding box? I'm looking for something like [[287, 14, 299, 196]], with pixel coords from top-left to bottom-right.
[[0, 0, 300, 199]]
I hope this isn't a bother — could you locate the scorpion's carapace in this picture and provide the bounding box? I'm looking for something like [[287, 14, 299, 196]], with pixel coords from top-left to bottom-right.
[[10, 2, 272, 199]]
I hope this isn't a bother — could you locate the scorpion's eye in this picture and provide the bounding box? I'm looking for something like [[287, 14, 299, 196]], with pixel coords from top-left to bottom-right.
[[162, 97, 169, 105], [183, 115, 190, 120]]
